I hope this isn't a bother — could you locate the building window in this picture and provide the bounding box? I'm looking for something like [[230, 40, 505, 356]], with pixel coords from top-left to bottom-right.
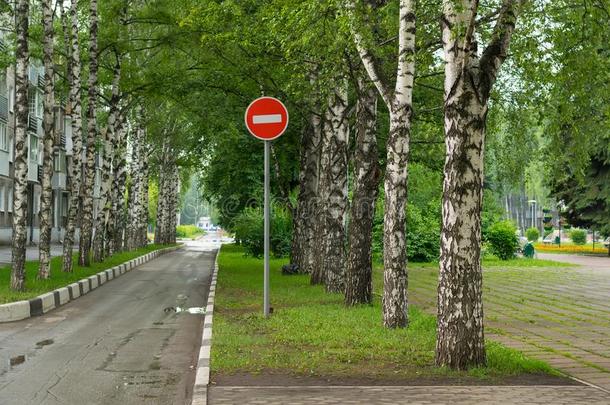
[[29, 134, 38, 163], [0, 184, 4, 212], [0, 73, 6, 96], [28, 88, 36, 118], [8, 87, 14, 113], [0, 121, 7, 151], [8, 186, 12, 213], [54, 150, 66, 172]]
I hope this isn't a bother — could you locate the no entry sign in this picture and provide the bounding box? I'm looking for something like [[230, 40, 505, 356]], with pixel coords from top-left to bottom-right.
[[245, 97, 289, 141]]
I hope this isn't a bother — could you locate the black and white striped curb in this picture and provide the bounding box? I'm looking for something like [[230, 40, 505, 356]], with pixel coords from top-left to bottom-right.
[[0, 245, 182, 323], [192, 251, 219, 405]]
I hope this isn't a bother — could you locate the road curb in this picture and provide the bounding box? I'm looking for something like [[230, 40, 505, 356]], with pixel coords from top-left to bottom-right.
[[0, 245, 182, 323], [192, 250, 219, 405]]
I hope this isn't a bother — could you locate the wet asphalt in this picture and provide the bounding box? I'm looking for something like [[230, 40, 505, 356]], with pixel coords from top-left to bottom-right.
[[0, 238, 219, 405]]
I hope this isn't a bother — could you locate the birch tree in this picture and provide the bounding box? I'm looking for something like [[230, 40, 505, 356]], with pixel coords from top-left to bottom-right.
[[62, 0, 84, 273], [139, 139, 150, 247], [436, 0, 526, 369], [93, 58, 121, 262], [323, 83, 349, 293], [347, 0, 416, 327], [37, 0, 55, 279], [10, 0, 30, 291], [110, 110, 128, 253], [310, 100, 335, 286], [290, 108, 321, 274], [345, 74, 379, 305], [79, 0, 99, 266]]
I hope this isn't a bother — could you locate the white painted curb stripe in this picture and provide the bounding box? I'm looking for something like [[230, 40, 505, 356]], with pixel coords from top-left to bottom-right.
[[193, 250, 220, 405]]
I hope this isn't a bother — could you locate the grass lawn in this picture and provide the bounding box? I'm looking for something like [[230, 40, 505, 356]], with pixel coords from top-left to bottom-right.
[[212, 244, 558, 382], [0, 244, 176, 304]]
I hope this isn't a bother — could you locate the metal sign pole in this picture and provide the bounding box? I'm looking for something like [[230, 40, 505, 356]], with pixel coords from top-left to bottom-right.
[[263, 140, 270, 318]]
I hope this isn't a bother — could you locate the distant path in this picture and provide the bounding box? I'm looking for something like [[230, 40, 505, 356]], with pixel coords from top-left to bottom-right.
[[0, 238, 220, 405], [537, 253, 610, 271]]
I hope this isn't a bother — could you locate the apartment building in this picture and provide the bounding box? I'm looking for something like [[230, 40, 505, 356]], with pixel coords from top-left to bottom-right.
[[0, 37, 74, 245]]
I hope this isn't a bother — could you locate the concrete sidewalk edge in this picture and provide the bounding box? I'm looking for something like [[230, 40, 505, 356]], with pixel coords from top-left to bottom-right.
[[0, 245, 183, 323], [192, 249, 219, 405]]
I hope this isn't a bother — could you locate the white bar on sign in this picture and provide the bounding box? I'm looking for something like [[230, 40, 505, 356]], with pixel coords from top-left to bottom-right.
[[253, 114, 282, 124]]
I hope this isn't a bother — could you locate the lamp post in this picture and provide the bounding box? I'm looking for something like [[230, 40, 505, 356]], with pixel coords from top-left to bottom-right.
[[528, 200, 537, 231]]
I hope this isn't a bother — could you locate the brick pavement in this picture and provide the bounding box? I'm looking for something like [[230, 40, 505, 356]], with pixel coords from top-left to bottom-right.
[[209, 385, 610, 404], [409, 253, 610, 393]]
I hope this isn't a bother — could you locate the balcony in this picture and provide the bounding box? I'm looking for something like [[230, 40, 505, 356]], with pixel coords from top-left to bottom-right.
[[0, 96, 7, 120], [38, 75, 45, 88]]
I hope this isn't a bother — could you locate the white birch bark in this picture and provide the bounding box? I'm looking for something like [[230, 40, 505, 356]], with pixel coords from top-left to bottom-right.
[[436, 0, 525, 369], [111, 110, 128, 252], [10, 0, 30, 291], [79, 0, 99, 266], [324, 83, 349, 293], [139, 139, 150, 247], [62, 0, 84, 272], [310, 104, 333, 286], [93, 60, 120, 262], [347, 0, 416, 327], [345, 75, 379, 305], [38, 0, 55, 279], [126, 124, 143, 250]]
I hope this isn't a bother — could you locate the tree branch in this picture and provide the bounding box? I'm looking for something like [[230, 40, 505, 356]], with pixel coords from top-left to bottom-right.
[[478, 0, 526, 97]]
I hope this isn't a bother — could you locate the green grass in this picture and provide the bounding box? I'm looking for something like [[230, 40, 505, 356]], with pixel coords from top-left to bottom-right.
[[176, 225, 205, 239], [212, 244, 557, 381], [0, 244, 176, 304]]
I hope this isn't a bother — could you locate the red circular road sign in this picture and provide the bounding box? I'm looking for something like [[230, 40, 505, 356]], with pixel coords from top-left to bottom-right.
[[245, 97, 289, 141]]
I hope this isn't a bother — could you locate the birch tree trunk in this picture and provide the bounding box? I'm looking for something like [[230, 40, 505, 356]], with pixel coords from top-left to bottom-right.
[[436, 0, 524, 369], [349, 0, 416, 327], [291, 111, 321, 274], [111, 111, 128, 253], [38, 0, 55, 279], [154, 140, 169, 244], [310, 105, 332, 286], [169, 164, 179, 244], [79, 0, 99, 266], [345, 77, 379, 305], [92, 60, 120, 262], [324, 84, 349, 294], [126, 124, 144, 250], [10, 0, 30, 291], [139, 140, 150, 247], [62, 0, 84, 272]]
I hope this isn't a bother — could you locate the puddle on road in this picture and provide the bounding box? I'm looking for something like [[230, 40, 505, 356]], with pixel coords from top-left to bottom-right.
[[36, 339, 54, 348], [163, 307, 205, 315], [10, 355, 25, 367], [162, 294, 205, 315]]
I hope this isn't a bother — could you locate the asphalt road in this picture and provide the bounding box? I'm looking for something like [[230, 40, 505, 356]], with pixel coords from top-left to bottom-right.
[[0, 238, 219, 405]]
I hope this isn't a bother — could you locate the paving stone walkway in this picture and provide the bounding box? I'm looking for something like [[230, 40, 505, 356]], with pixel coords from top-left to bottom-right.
[[209, 385, 610, 404], [409, 253, 610, 393]]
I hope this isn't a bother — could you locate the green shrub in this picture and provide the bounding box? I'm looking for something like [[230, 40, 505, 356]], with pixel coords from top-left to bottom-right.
[[232, 205, 292, 258], [525, 227, 540, 242], [570, 229, 587, 245], [406, 200, 441, 262], [487, 220, 519, 260], [175, 225, 204, 239]]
